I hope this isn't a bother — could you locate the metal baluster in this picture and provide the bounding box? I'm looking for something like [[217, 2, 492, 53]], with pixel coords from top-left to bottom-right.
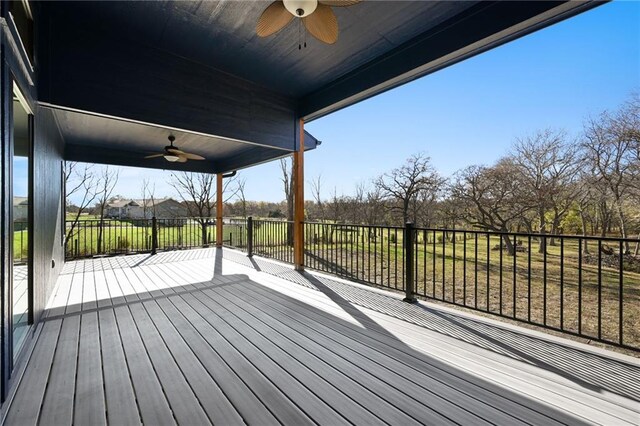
[[598, 239, 602, 340], [475, 233, 478, 309], [560, 237, 564, 329], [528, 235, 532, 322], [463, 231, 467, 306], [486, 234, 490, 312], [499, 234, 503, 315], [578, 238, 582, 335], [619, 239, 624, 345], [513, 235, 517, 319]]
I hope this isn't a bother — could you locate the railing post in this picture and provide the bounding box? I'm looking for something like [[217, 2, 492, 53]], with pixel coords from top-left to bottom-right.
[[151, 216, 158, 255], [404, 222, 417, 303], [247, 216, 254, 257]]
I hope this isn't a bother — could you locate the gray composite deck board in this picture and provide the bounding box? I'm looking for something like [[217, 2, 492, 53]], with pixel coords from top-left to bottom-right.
[[210, 284, 519, 426], [178, 292, 317, 425], [5, 319, 62, 426], [5, 248, 640, 426], [153, 296, 280, 426], [201, 284, 450, 425], [113, 305, 176, 426], [39, 315, 80, 426], [141, 301, 245, 425], [167, 293, 310, 425], [193, 287, 393, 426], [98, 309, 141, 426], [232, 280, 572, 425], [127, 303, 212, 425], [74, 312, 107, 426]]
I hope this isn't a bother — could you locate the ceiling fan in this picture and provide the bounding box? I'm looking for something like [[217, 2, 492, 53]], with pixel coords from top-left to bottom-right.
[[256, 0, 361, 45], [144, 135, 205, 163]]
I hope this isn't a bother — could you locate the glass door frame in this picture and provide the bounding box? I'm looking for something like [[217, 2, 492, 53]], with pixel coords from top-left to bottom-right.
[[11, 81, 34, 362], [5, 78, 34, 381]]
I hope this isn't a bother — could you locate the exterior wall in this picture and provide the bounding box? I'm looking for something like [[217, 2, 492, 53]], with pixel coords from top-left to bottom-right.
[[32, 107, 64, 323], [1, 2, 65, 401], [154, 201, 187, 218]]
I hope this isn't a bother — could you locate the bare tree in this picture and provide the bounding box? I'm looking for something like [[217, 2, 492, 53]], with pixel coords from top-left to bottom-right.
[[64, 162, 100, 245], [170, 171, 238, 246], [582, 104, 638, 253], [139, 178, 157, 249], [374, 153, 442, 224], [310, 174, 328, 242], [95, 166, 120, 254], [364, 185, 385, 227], [236, 177, 248, 218], [511, 129, 579, 252], [450, 159, 532, 255], [280, 157, 294, 245], [140, 178, 157, 219]]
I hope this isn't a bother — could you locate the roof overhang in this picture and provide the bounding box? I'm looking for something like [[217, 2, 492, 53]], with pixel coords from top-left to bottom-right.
[[34, 1, 604, 172]]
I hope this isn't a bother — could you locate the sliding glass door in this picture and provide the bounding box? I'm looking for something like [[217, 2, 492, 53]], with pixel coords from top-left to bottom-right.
[[11, 85, 32, 361]]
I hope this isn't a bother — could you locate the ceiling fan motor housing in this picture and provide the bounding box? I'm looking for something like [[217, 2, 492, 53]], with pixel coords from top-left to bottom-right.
[[283, 0, 317, 18]]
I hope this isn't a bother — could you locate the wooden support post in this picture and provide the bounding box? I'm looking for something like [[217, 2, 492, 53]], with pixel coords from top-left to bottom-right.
[[216, 173, 223, 248], [294, 119, 305, 270]]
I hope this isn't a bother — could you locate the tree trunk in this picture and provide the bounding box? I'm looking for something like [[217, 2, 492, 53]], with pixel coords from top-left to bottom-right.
[[615, 201, 630, 254], [579, 211, 590, 255], [537, 210, 546, 254], [502, 233, 515, 256], [549, 216, 560, 247]]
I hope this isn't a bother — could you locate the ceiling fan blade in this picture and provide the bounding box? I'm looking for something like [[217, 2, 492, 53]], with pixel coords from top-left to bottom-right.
[[256, 1, 293, 37], [319, 0, 361, 7], [182, 152, 206, 160], [144, 153, 165, 159], [303, 4, 338, 44], [167, 148, 185, 155], [176, 155, 188, 163]]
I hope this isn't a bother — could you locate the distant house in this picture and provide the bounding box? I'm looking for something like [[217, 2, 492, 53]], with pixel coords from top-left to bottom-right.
[[106, 198, 187, 219], [105, 199, 141, 219], [13, 197, 28, 222]]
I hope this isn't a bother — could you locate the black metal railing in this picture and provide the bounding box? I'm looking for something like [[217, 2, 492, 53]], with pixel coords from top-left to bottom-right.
[[223, 218, 249, 250], [64, 217, 217, 259], [301, 222, 640, 351], [13, 221, 28, 264], [249, 218, 294, 264], [63, 215, 639, 351]]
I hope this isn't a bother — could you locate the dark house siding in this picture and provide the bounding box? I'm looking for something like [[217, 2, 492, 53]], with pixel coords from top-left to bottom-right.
[[32, 107, 64, 323]]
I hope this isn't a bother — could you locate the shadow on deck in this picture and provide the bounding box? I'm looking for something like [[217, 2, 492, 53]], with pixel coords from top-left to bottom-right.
[[4, 248, 639, 425]]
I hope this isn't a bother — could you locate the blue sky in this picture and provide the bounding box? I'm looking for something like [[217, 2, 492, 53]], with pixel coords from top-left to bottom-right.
[[44, 1, 640, 203]]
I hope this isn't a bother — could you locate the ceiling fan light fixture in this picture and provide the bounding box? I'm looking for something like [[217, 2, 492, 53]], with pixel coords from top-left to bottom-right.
[[164, 154, 180, 162], [283, 0, 317, 17]]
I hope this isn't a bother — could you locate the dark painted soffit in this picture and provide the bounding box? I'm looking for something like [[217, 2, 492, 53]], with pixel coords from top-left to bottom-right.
[[37, 1, 603, 122], [50, 106, 319, 174]]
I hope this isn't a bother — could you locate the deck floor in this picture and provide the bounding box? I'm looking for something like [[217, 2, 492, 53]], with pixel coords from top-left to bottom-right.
[[4, 248, 639, 425]]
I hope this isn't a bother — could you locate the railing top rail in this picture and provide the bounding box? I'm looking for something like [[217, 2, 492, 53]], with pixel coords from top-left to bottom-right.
[[253, 218, 294, 224], [303, 221, 405, 230], [301, 220, 640, 243], [411, 226, 640, 243]]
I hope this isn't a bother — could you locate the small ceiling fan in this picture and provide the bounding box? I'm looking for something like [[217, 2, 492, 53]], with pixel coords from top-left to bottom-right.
[[144, 135, 205, 163], [256, 0, 361, 45]]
